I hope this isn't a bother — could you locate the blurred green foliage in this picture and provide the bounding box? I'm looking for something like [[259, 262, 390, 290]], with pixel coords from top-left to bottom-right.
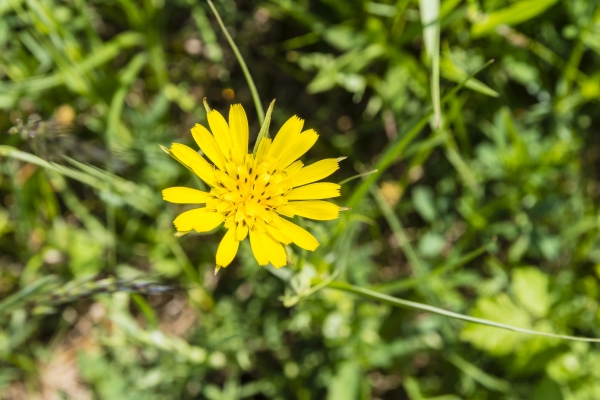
[[2, 0, 600, 398]]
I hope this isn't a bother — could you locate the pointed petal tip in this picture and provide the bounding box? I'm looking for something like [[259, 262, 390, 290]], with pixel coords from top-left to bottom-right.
[[203, 98, 211, 113], [159, 144, 171, 154], [336, 156, 347, 162], [286, 253, 295, 266], [214, 265, 222, 275]]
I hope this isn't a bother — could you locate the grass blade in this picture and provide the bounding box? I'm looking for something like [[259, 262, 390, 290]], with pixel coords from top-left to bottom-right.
[[345, 59, 494, 211], [471, 0, 559, 38], [447, 353, 510, 392], [373, 240, 495, 294], [0, 146, 159, 215], [0, 276, 58, 317], [419, 0, 441, 128], [371, 186, 427, 276], [338, 169, 378, 186]]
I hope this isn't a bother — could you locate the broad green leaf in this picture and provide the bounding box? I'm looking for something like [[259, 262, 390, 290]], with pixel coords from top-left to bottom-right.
[[461, 294, 531, 356], [512, 267, 550, 318]]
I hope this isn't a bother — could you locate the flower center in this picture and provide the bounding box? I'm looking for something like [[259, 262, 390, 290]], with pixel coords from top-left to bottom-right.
[[205, 154, 294, 238]]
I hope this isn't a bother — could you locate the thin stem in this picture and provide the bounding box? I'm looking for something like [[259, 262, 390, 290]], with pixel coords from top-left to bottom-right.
[[338, 170, 378, 186], [207, 0, 264, 124], [326, 281, 600, 343]]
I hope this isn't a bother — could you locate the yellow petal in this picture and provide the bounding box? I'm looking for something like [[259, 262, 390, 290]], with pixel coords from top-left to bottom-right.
[[266, 224, 292, 245], [207, 109, 233, 160], [267, 237, 287, 268], [287, 182, 341, 200], [235, 223, 249, 241], [268, 116, 304, 161], [214, 169, 237, 192], [162, 187, 212, 204], [173, 208, 224, 232], [170, 143, 216, 186], [290, 158, 340, 187], [276, 129, 318, 169], [285, 160, 304, 174], [274, 217, 319, 251], [229, 104, 249, 164], [288, 201, 340, 220], [249, 229, 270, 265], [275, 204, 295, 218], [191, 123, 227, 170], [216, 229, 239, 268]]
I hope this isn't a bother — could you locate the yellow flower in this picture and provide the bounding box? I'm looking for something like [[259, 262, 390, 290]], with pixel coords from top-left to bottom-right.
[[162, 103, 344, 271]]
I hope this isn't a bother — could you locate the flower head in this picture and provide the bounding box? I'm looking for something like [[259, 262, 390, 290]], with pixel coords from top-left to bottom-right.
[[162, 103, 343, 271]]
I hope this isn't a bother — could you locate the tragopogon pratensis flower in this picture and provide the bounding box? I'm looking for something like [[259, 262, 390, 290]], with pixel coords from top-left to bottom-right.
[[161, 102, 345, 272]]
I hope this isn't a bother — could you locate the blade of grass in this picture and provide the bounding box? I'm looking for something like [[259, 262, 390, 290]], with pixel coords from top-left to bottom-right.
[[0, 147, 159, 215], [447, 353, 510, 392], [371, 186, 427, 276], [326, 281, 600, 343], [207, 0, 264, 124], [373, 240, 495, 294], [443, 131, 480, 196], [0, 32, 144, 94], [370, 186, 457, 341], [419, 0, 441, 128], [344, 59, 494, 211], [338, 170, 378, 186], [0, 276, 58, 318], [104, 52, 148, 269], [471, 0, 559, 38]]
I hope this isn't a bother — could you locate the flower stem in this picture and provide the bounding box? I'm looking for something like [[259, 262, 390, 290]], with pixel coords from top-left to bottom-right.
[[207, 0, 264, 124], [326, 280, 600, 343]]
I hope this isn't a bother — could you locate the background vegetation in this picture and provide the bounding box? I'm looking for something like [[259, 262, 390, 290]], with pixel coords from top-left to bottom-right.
[[1, 0, 600, 398]]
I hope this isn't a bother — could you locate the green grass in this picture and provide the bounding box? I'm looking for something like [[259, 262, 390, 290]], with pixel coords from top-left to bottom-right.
[[2, 0, 600, 399]]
